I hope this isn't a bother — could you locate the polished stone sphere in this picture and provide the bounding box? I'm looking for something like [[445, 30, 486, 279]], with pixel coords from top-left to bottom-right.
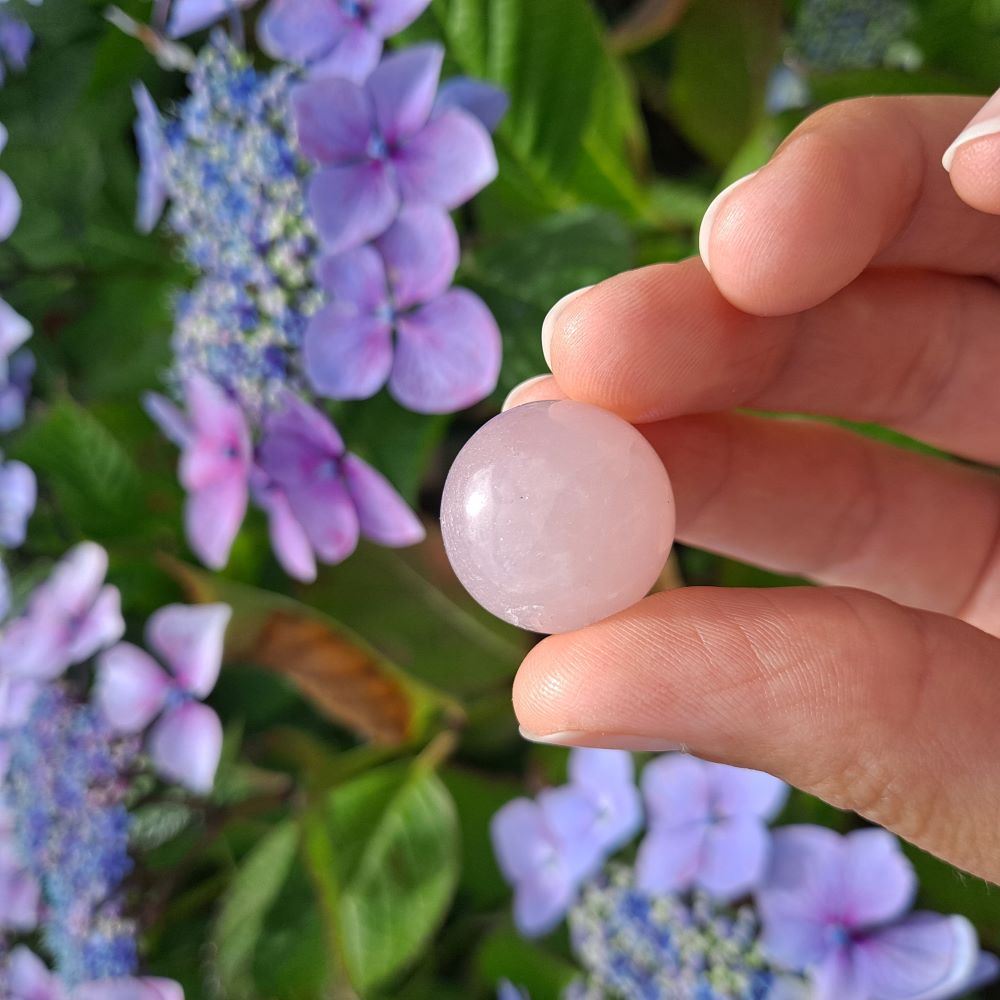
[[441, 399, 675, 633]]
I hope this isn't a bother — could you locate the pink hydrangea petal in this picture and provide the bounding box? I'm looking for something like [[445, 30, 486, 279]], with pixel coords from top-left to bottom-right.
[[95, 642, 171, 733], [291, 76, 372, 164], [38, 541, 108, 614], [184, 476, 248, 570], [367, 43, 443, 144], [147, 603, 231, 698], [394, 109, 497, 209], [284, 472, 360, 565], [65, 584, 125, 665], [341, 454, 424, 547], [149, 701, 223, 795], [308, 162, 399, 256], [253, 477, 317, 583], [375, 204, 459, 310], [304, 305, 394, 401], [390, 289, 501, 413]]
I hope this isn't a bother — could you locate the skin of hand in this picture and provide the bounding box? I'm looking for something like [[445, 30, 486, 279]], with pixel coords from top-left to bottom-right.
[[502, 94, 1000, 885]]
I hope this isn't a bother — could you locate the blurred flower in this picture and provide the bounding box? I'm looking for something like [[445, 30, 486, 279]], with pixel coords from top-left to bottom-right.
[[0, 824, 40, 932], [0, 11, 31, 87], [145, 373, 252, 569], [0, 454, 35, 548], [433, 76, 509, 133], [166, 0, 258, 38], [497, 980, 529, 1000], [255, 393, 424, 580], [258, 0, 431, 84], [568, 865, 790, 1000], [0, 122, 21, 240], [0, 542, 124, 684], [293, 43, 497, 254], [793, 0, 916, 71], [757, 826, 997, 999], [307, 204, 501, 412], [765, 63, 810, 115], [0, 349, 34, 432], [6, 687, 140, 985], [96, 602, 229, 794], [155, 37, 322, 415], [0, 296, 31, 361], [636, 754, 788, 903], [132, 83, 168, 234]]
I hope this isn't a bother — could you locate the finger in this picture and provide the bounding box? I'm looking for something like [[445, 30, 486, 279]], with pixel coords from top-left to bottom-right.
[[699, 95, 1000, 315], [512, 585, 1000, 883], [501, 374, 564, 410], [545, 261, 1000, 464], [944, 87, 1000, 216], [643, 413, 1000, 634]]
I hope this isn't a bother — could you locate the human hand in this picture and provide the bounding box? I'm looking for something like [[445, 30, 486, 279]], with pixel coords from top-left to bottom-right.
[[503, 94, 1000, 884]]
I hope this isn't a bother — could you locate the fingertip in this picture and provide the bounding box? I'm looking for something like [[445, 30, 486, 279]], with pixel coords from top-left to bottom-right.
[[698, 171, 758, 273], [500, 373, 563, 411], [946, 132, 1000, 215]]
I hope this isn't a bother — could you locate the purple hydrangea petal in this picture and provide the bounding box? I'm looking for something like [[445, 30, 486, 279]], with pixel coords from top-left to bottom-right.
[[841, 827, 917, 928], [94, 642, 172, 733], [855, 913, 979, 1000], [433, 76, 509, 132], [264, 393, 345, 458], [308, 162, 400, 255], [252, 474, 317, 582], [641, 753, 711, 829], [0, 297, 31, 360], [367, 0, 432, 35], [0, 843, 40, 931], [390, 288, 501, 413], [368, 43, 443, 145], [759, 910, 833, 972], [0, 16, 32, 74], [304, 305, 394, 401], [812, 948, 867, 1000], [74, 979, 185, 1000], [180, 374, 251, 491], [65, 584, 126, 665], [375, 204, 459, 310], [146, 603, 230, 698], [257, 0, 346, 64], [566, 749, 643, 856], [292, 77, 372, 165], [133, 83, 168, 234], [341, 454, 425, 547], [0, 675, 40, 728], [284, 470, 359, 564], [710, 761, 789, 822], [967, 953, 1000, 995], [569, 747, 634, 794], [0, 169, 21, 242], [490, 798, 553, 884], [6, 947, 63, 1000], [699, 815, 771, 901], [394, 109, 498, 208], [635, 825, 707, 895], [0, 458, 35, 548], [309, 22, 383, 85], [538, 785, 604, 880], [149, 701, 223, 794], [167, 0, 258, 38], [513, 866, 576, 939], [314, 244, 389, 310], [184, 475, 248, 570], [0, 124, 6, 157], [143, 391, 192, 448]]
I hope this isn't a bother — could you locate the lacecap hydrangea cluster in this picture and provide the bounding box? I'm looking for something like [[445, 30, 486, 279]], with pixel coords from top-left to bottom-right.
[[135, 0, 508, 581], [492, 750, 999, 1000]]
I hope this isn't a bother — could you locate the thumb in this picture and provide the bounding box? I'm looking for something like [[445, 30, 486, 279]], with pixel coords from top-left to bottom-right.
[[512, 586, 1000, 884], [943, 86, 1000, 214]]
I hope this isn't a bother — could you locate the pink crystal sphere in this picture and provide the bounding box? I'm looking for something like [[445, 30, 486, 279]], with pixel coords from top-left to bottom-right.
[[441, 400, 675, 634]]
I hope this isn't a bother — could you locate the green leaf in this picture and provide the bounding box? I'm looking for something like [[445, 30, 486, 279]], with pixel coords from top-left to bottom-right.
[[476, 927, 577, 1000], [303, 761, 461, 992], [213, 820, 300, 998], [462, 209, 634, 394], [11, 397, 146, 540], [129, 802, 195, 852], [667, 0, 784, 166]]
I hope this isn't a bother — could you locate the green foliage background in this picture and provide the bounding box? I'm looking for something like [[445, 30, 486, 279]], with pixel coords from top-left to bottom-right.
[[1, 0, 999, 997]]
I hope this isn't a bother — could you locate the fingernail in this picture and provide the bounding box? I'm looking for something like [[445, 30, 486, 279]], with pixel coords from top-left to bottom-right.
[[541, 285, 593, 371], [698, 171, 758, 272], [501, 374, 551, 412], [519, 727, 687, 753], [942, 89, 1000, 171]]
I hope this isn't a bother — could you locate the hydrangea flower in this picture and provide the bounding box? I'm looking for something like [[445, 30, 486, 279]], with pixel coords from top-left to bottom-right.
[[96, 603, 229, 794], [132, 83, 167, 234], [0, 542, 124, 684], [0, 825, 40, 932], [636, 754, 788, 903], [7, 688, 140, 985], [258, 0, 431, 84], [255, 393, 424, 580], [3, 946, 183, 1000], [306, 204, 501, 412], [166, 0, 258, 38], [0, 348, 34, 432], [433, 76, 510, 133], [0, 122, 21, 241], [491, 749, 641, 938], [793, 0, 915, 70], [757, 826, 998, 1000], [0, 454, 34, 548], [293, 43, 498, 254], [0, 296, 31, 361], [496, 981, 529, 1000], [0, 11, 31, 88], [145, 373, 252, 570]]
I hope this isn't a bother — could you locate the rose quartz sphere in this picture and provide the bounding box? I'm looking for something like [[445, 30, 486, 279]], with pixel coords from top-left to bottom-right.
[[441, 399, 675, 634]]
